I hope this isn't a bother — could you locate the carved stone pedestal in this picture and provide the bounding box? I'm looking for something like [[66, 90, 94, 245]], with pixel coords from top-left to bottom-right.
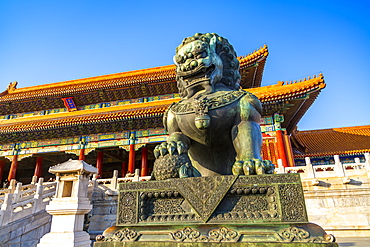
[[94, 174, 338, 246]]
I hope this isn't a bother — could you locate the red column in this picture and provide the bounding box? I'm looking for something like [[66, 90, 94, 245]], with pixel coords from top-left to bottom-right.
[[34, 156, 44, 179], [141, 146, 148, 176], [121, 161, 128, 177], [128, 143, 135, 174], [79, 147, 85, 161], [96, 151, 104, 178], [8, 154, 19, 181], [283, 131, 295, 167], [0, 160, 5, 184], [276, 130, 288, 167]]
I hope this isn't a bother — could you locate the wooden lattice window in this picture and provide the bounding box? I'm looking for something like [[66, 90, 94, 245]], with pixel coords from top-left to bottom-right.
[[262, 137, 278, 166]]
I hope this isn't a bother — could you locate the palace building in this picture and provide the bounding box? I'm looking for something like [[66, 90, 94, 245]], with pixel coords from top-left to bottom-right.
[[293, 125, 370, 166], [0, 45, 333, 184]]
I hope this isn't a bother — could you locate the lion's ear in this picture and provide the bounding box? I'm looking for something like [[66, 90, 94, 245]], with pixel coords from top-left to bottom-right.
[[209, 34, 217, 53]]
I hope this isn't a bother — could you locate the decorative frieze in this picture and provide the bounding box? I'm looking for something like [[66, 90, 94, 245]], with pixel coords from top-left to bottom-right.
[[115, 174, 307, 226]]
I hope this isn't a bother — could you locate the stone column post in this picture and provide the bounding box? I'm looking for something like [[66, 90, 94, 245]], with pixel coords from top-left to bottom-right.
[[276, 159, 285, 174], [133, 168, 140, 182], [362, 153, 370, 177], [334, 155, 345, 177], [31, 175, 38, 185], [305, 157, 315, 179], [37, 159, 97, 247], [13, 182, 22, 203], [0, 193, 14, 226], [8, 179, 16, 193], [33, 178, 44, 213], [111, 170, 118, 190]]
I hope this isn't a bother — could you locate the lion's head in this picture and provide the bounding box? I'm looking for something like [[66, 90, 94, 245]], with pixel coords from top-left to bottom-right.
[[174, 33, 241, 99]]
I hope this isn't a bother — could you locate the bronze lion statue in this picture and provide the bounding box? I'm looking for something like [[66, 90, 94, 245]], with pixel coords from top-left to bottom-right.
[[152, 33, 274, 180]]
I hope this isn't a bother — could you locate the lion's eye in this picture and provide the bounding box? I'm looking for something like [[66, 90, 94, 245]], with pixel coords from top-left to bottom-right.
[[194, 42, 207, 53], [196, 51, 208, 59]]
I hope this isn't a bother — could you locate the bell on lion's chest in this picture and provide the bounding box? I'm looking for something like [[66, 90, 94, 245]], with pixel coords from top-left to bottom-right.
[[194, 114, 211, 130]]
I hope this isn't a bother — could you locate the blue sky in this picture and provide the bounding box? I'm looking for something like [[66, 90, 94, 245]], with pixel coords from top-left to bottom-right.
[[0, 0, 369, 131]]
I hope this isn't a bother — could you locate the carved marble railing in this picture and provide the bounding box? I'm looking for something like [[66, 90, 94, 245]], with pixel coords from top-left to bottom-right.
[[277, 153, 370, 180], [94, 169, 151, 190], [3, 154, 367, 226], [0, 178, 57, 226], [0, 169, 150, 226]]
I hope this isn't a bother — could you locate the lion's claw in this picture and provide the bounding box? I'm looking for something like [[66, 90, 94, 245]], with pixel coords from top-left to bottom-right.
[[152, 141, 197, 180], [154, 141, 189, 159], [232, 159, 275, 175]]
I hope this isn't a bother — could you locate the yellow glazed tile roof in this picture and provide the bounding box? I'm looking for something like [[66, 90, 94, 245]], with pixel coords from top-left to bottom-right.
[[0, 65, 176, 102], [0, 76, 325, 134], [294, 125, 370, 157], [247, 74, 325, 102], [0, 99, 176, 133], [0, 46, 269, 103], [238, 45, 269, 68]]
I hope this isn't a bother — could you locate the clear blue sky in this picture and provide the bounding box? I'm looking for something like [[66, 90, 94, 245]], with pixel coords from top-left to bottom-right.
[[0, 0, 369, 131]]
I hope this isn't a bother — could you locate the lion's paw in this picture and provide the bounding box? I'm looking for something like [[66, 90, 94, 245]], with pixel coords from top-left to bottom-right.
[[152, 141, 200, 180], [232, 159, 275, 175], [153, 141, 188, 159]]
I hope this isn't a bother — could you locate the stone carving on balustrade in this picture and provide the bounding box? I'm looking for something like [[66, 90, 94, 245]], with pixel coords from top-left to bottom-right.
[[152, 33, 274, 180]]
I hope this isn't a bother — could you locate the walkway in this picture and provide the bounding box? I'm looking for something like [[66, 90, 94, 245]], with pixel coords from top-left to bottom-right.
[[337, 237, 370, 246]]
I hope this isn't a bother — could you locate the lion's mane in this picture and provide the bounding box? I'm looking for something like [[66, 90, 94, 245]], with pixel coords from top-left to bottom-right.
[[175, 33, 241, 98]]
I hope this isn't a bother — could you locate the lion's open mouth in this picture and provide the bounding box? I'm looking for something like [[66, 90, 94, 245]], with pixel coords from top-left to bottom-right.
[[177, 64, 215, 81]]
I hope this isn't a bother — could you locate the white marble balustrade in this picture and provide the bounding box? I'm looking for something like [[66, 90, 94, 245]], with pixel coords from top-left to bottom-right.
[[278, 153, 370, 179]]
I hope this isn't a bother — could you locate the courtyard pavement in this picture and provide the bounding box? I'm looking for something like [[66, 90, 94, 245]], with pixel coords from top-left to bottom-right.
[[336, 237, 370, 246]]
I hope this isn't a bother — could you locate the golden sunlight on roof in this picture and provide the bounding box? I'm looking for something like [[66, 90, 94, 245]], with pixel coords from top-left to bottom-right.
[[247, 74, 325, 102], [0, 46, 269, 102]]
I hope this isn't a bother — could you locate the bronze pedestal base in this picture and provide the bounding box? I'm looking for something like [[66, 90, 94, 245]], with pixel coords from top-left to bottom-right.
[[94, 174, 337, 246]]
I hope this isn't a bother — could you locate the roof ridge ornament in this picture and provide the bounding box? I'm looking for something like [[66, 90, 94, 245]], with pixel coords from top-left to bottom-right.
[[7, 81, 18, 93]]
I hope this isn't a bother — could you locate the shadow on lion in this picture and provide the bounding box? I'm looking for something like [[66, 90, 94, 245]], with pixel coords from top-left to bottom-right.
[[152, 33, 274, 180]]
